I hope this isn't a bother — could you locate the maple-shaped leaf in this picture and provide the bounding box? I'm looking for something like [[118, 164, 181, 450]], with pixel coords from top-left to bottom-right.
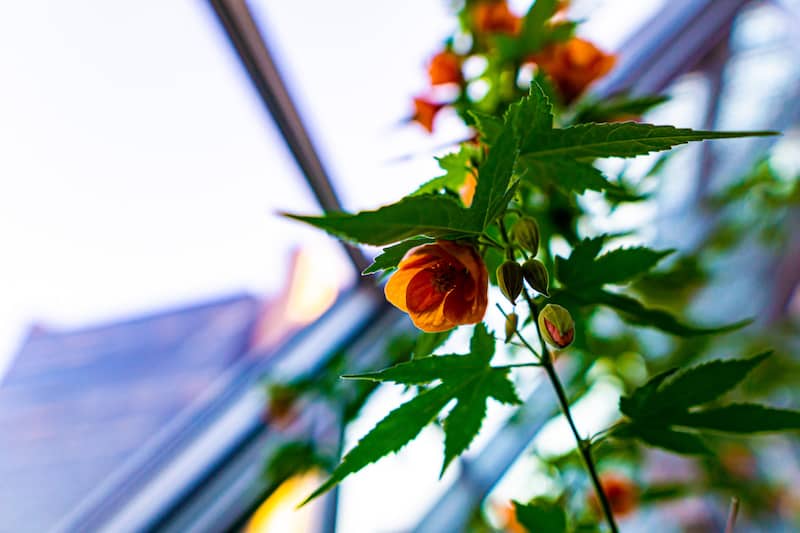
[[284, 194, 479, 246], [556, 236, 673, 289], [303, 324, 520, 504]]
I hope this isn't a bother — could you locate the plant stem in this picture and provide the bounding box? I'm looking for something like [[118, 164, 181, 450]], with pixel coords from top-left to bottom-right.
[[522, 289, 619, 533]]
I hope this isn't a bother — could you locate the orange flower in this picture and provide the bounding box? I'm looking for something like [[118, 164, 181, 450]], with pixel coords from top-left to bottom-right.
[[472, 1, 521, 36], [531, 37, 615, 103], [589, 472, 639, 518], [459, 171, 477, 207], [428, 50, 463, 86], [385, 241, 488, 332], [412, 96, 445, 133]]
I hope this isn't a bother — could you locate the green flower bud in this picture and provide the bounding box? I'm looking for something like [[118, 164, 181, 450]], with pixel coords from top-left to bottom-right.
[[538, 304, 574, 348], [522, 259, 549, 296], [496, 260, 523, 304], [512, 217, 540, 254], [504, 312, 518, 344]]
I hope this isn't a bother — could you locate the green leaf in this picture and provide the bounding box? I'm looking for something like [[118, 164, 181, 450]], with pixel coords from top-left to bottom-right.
[[301, 380, 457, 505], [362, 237, 434, 275], [411, 144, 479, 198], [518, 157, 612, 194], [284, 194, 478, 246], [521, 122, 777, 159], [556, 238, 673, 288], [652, 352, 771, 413], [508, 76, 553, 146], [470, 111, 503, 145], [308, 324, 520, 502], [668, 403, 800, 433], [586, 289, 751, 337], [628, 425, 711, 455], [519, 0, 559, 53], [413, 329, 454, 359], [469, 113, 519, 230], [513, 499, 568, 533], [619, 368, 678, 419]]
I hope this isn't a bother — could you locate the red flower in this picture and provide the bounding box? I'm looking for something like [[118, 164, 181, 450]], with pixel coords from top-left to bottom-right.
[[385, 241, 488, 332], [412, 96, 445, 133], [530, 37, 615, 103], [428, 50, 463, 86]]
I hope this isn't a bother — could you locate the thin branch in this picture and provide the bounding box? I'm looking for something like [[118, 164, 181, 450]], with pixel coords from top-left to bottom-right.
[[725, 497, 740, 533]]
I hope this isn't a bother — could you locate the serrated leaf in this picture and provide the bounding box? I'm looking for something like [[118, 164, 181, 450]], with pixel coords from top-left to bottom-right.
[[412, 144, 479, 198], [629, 425, 711, 455], [308, 325, 520, 503], [513, 499, 567, 533], [521, 122, 777, 159], [586, 289, 750, 337], [652, 352, 770, 413], [301, 380, 456, 505], [518, 157, 612, 193], [442, 368, 520, 474], [508, 79, 553, 146], [557, 242, 673, 289], [362, 237, 434, 275], [413, 329, 453, 359], [668, 403, 800, 433], [284, 194, 478, 246], [619, 368, 678, 419], [470, 111, 503, 145], [469, 114, 519, 230]]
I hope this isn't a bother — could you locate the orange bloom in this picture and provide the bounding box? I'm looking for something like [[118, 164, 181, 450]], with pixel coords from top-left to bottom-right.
[[428, 50, 463, 86], [590, 472, 639, 518], [459, 171, 477, 207], [472, 1, 521, 36], [412, 96, 445, 133], [531, 37, 615, 103], [385, 241, 488, 332]]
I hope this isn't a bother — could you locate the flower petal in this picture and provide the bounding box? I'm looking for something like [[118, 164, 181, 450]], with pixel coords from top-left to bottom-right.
[[406, 269, 446, 313]]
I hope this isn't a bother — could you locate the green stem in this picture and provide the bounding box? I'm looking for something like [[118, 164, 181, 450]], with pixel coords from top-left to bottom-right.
[[523, 289, 619, 533]]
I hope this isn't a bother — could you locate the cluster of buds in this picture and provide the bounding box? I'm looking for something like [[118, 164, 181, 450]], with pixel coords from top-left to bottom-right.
[[497, 216, 574, 349]]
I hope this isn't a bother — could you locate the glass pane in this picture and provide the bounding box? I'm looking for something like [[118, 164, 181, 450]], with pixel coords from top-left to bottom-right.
[[0, 1, 353, 530]]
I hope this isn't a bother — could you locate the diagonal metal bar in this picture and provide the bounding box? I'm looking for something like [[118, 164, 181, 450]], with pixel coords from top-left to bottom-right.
[[592, 0, 751, 98], [208, 0, 370, 274]]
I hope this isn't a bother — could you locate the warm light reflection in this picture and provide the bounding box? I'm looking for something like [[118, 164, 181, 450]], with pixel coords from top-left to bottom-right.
[[245, 471, 324, 533], [284, 248, 339, 325]]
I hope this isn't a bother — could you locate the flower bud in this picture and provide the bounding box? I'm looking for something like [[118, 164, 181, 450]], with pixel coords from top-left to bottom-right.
[[497, 260, 523, 304], [512, 217, 540, 254], [538, 304, 574, 348], [522, 259, 549, 296], [504, 312, 518, 344]]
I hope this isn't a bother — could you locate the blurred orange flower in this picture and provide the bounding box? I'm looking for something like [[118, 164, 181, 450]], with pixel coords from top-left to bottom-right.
[[472, 1, 521, 36], [459, 171, 478, 207], [590, 472, 639, 518], [531, 37, 615, 103], [385, 241, 488, 332], [412, 96, 445, 133], [428, 50, 463, 86]]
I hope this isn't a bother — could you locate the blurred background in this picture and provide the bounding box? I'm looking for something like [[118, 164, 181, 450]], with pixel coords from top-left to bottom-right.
[[1, 0, 799, 532]]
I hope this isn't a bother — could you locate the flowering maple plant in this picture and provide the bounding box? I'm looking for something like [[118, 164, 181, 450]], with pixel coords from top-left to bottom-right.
[[283, 1, 800, 531]]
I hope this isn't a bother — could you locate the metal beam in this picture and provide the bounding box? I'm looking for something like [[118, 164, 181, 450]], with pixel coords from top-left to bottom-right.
[[209, 0, 370, 273]]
